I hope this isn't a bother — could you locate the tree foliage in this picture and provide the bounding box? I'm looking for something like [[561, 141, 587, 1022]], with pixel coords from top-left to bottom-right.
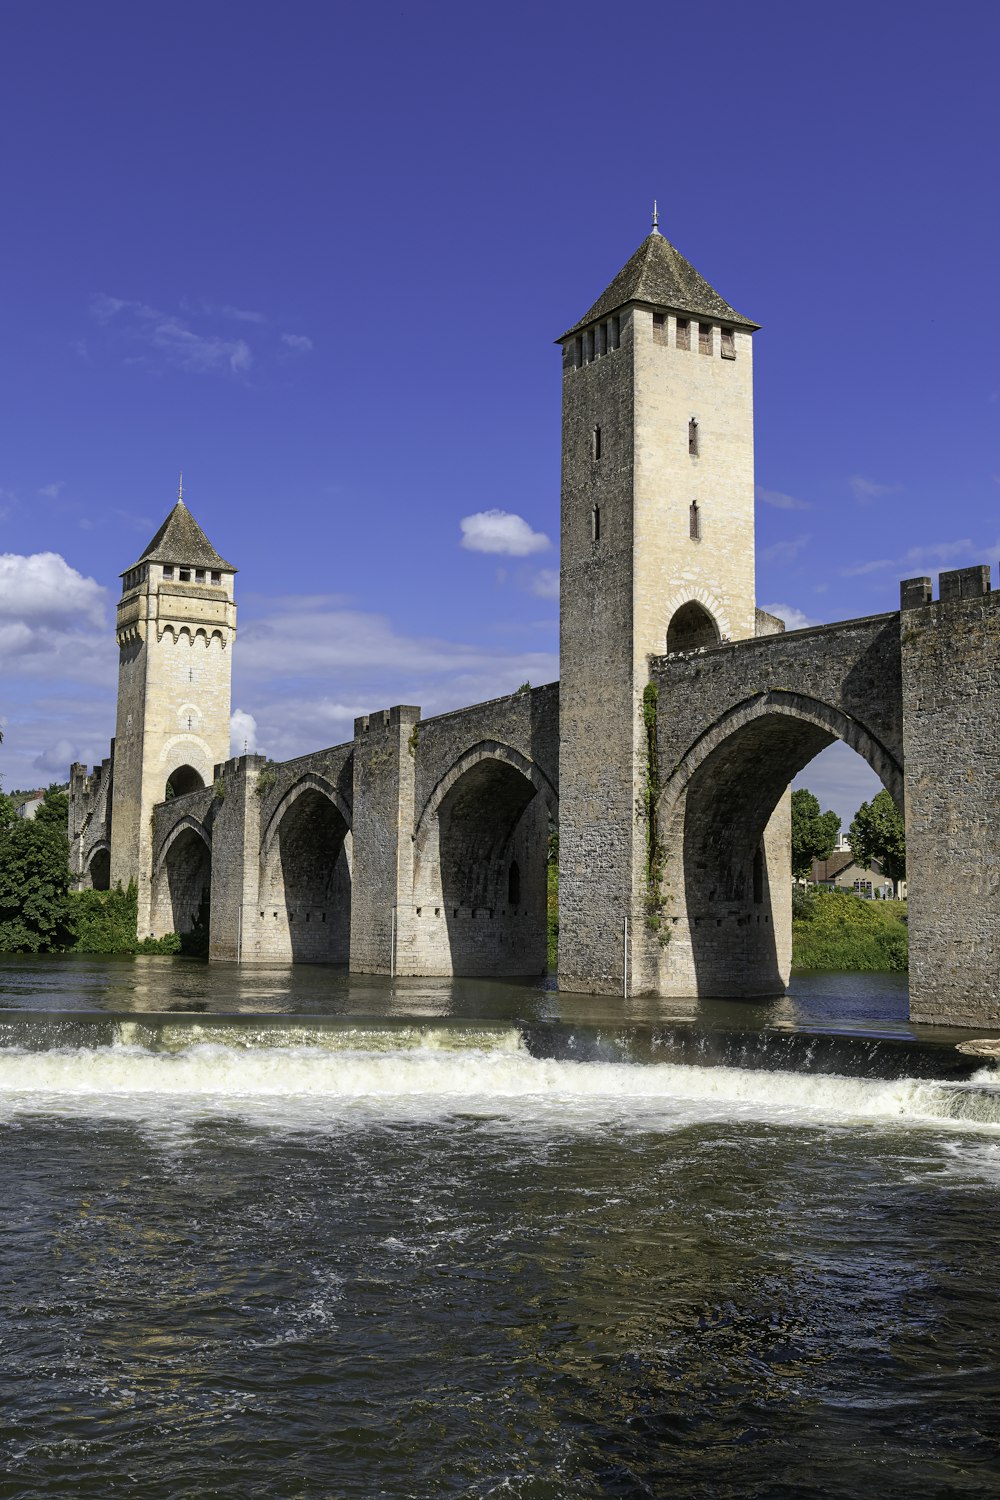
[[849, 790, 906, 888], [0, 786, 75, 952], [790, 788, 841, 879]]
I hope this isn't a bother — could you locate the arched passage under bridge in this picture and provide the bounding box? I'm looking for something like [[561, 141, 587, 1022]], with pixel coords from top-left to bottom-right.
[[150, 818, 212, 941], [655, 690, 903, 996], [257, 775, 352, 963], [410, 742, 557, 976]]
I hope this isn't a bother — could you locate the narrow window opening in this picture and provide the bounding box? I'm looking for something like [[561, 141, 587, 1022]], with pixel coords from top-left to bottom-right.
[[163, 565, 174, 579], [688, 418, 699, 456], [652, 311, 668, 345], [591, 505, 601, 543], [211, 570, 221, 585], [721, 327, 736, 359], [179, 568, 191, 582], [507, 862, 521, 907], [592, 425, 602, 461], [609, 315, 620, 349], [698, 322, 713, 355], [596, 322, 607, 357], [689, 501, 701, 541], [676, 318, 690, 351], [584, 329, 594, 363], [573, 336, 583, 368], [194, 568, 205, 583], [753, 846, 764, 904]]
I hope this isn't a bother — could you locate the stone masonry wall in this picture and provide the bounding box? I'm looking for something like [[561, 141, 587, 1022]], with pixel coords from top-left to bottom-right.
[[901, 569, 1000, 1026]]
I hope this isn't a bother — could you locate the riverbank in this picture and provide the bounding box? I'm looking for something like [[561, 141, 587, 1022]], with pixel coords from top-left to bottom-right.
[[793, 889, 907, 971]]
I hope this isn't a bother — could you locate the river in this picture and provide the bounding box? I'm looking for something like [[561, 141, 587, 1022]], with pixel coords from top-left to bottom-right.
[[1, 956, 999, 1497]]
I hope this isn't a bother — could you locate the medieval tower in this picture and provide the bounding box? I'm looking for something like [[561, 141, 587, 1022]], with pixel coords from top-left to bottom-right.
[[109, 495, 237, 934], [556, 218, 761, 994]]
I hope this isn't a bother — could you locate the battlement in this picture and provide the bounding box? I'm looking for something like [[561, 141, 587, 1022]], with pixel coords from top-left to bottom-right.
[[901, 565, 994, 609]]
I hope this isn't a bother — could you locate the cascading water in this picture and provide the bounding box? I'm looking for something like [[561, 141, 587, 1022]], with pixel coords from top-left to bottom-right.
[[2, 962, 1000, 1498]]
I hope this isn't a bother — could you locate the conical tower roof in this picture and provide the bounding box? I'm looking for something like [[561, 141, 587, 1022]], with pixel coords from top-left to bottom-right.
[[560, 230, 758, 340], [125, 499, 236, 575]]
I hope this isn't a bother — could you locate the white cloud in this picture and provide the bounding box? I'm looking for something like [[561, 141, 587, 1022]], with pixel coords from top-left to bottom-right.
[[230, 708, 258, 756], [842, 539, 974, 578], [759, 601, 821, 631], [38, 482, 63, 499], [0, 552, 107, 628], [849, 474, 901, 504], [530, 568, 560, 599], [92, 293, 253, 377], [217, 304, 267, 325], [760, 534, 811, 565], [280, 333, 313, 353], [228, 595, 558, 763], [756, 486, 811, 511], [460, 509, 551, 557]]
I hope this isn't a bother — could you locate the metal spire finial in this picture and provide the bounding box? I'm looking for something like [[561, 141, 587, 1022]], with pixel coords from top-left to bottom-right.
[[651, 199, 660, 235], [178, 472, 184, 504]]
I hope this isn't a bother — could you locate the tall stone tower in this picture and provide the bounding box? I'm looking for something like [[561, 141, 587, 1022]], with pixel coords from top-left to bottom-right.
[[109, 495, 237, 933], [557, 220, 759, 994]]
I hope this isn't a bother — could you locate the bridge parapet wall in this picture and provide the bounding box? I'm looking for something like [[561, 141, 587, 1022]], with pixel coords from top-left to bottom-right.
[[69, 751, 115, 888], [901, 568, 1000, 1025]]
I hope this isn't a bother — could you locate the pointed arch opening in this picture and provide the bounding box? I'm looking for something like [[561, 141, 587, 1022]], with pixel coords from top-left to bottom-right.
[[259, 783, 352, 963], [166, 764, 205, 799], [667, 600, 719, 654]]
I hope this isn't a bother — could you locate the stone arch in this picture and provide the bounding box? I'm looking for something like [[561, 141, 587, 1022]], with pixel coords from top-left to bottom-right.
[[165, 763, 205, 799], [85, 842, 111, 891], [150, 816, 212, 941], [258, 772, 352, 963], [658, 689, 904, 997], [666, 600, 721, 654], [660, 585, 732, 651], [412, 741, 557, 977]]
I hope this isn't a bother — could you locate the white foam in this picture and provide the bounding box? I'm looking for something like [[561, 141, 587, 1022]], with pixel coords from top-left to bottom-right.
[[0, 1039, 997, 1134]]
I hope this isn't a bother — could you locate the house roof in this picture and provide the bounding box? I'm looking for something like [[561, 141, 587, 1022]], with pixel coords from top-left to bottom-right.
[[559, 230, 759, 341], [812, 852, 886, 883], [125, 500, 236, 574]]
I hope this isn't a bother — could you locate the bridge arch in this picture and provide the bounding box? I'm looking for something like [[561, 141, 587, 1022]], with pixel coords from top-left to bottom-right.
[[258, 772, 352, 963], [84, 841, 111, 891], [658, 689, 904, 996], [412, 741, 557, 977], [150, 816, 212, 941]]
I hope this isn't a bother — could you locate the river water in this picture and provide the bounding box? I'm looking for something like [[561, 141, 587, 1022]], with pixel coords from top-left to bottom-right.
[[2, 957, 1000, 1497]]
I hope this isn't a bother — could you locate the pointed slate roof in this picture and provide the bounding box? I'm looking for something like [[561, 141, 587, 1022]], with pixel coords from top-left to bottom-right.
[[560, 231, 758, 340], [125, 499, 236, 574]]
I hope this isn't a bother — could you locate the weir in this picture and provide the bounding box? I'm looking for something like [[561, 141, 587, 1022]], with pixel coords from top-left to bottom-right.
[[68, 225, 1000, 1027]]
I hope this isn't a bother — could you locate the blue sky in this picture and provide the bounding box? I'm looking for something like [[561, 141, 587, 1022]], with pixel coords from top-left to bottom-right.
[[1, 0, 998, 825]]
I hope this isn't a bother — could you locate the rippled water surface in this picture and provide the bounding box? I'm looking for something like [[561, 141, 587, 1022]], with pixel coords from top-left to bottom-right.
[[2, 957, 1000, 1497]]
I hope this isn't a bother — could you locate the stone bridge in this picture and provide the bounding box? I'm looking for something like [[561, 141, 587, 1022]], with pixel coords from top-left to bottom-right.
[[148, 683, 559, 979], [634, 569, 999, 1025]]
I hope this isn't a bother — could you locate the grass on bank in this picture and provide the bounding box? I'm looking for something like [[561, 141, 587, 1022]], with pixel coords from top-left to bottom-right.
[[792, 888, 907, 971]]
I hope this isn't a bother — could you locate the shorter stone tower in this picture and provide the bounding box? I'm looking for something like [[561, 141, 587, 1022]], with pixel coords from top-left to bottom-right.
[[109, 496, 236, 933]]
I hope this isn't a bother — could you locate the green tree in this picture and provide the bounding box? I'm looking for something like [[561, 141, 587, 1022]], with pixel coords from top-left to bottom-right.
[[790, 788, 841, 880], [0, 785, 74, 952], [849, 790, 906, 891]]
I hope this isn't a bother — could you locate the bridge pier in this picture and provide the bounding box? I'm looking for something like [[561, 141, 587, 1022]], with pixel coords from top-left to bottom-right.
[[901, 570, 1000, 1026]]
